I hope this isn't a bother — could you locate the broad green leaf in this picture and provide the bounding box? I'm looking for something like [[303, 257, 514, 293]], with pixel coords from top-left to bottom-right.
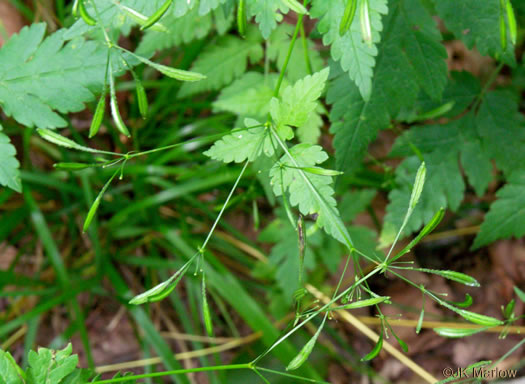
[[327, 0, 447, 174], [0, 125, 21, 193], [178, 29, 263, 97], [0, 350, 23, 384], [381, 113, 494, 245], [311, 0, 388, 101], [0, 24, 109, 129], [204, 119, 274, 163], [433, 327, 487, 338], [473, 170, 525, 249], [433, 0, 516, 65], [476, 91, 525, 175]]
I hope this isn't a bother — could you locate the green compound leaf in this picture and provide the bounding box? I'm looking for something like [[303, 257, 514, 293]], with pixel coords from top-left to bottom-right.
[[327, 0, 447, 174], [270, 144, 343, 242], [0, 23, 109, 129], [178, 29, 263, 97], [311, 0, 388, 101], [0, 125, 21, 193], [204, 119, 274, 163], [476, 91, 525, 176], [473, 170, 525, 249], [432, 0, 516, 66], [270, 68, 329, 141]]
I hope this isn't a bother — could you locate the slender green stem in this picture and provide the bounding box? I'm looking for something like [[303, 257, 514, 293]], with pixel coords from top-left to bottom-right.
[[273, 13, 305, 97], [299, 0, 313, 76], [128, 125, 265, 159], [472, 62, 504, 111], [252, 265, 381, 364], [200, 161, 249, 250], [257, 367, 331, 384], [91, 364, 253, 383], [253, 368, 271, 384]]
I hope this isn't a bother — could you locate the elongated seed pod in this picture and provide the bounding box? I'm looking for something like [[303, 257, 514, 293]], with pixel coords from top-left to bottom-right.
[[141, 0, 173, 30], [78, 0, 96, 26], [359, 0, 372, 45], [72, 0, 80, 17], [361, 328, 383, 361], [506, 0, 517, 45], [54, 162, 93, 170], [237, 0, 247, 38], [108, 62, 130, 137], [340, 0, 358, 36], [135, 78, 148, 119], [202, 274, 213, 336], [89, 93, 106, 138], [500, 6, 508, 51]]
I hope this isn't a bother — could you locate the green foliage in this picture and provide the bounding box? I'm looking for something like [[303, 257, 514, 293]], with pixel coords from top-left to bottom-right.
[[178, 28, 263, 97], [0, 344, 93, 384], [270, 68, 329, 140], [0, 23, 107, 129], [0, 125, 21, 192], [473, 170, 525, 248], [311, 0, 388, 101], [248, 0, 288, 39], [270, 144, 342, 240], [2, 0, 525, 382], [328, 0, 448, 174], [432, 0, 516, 65]]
